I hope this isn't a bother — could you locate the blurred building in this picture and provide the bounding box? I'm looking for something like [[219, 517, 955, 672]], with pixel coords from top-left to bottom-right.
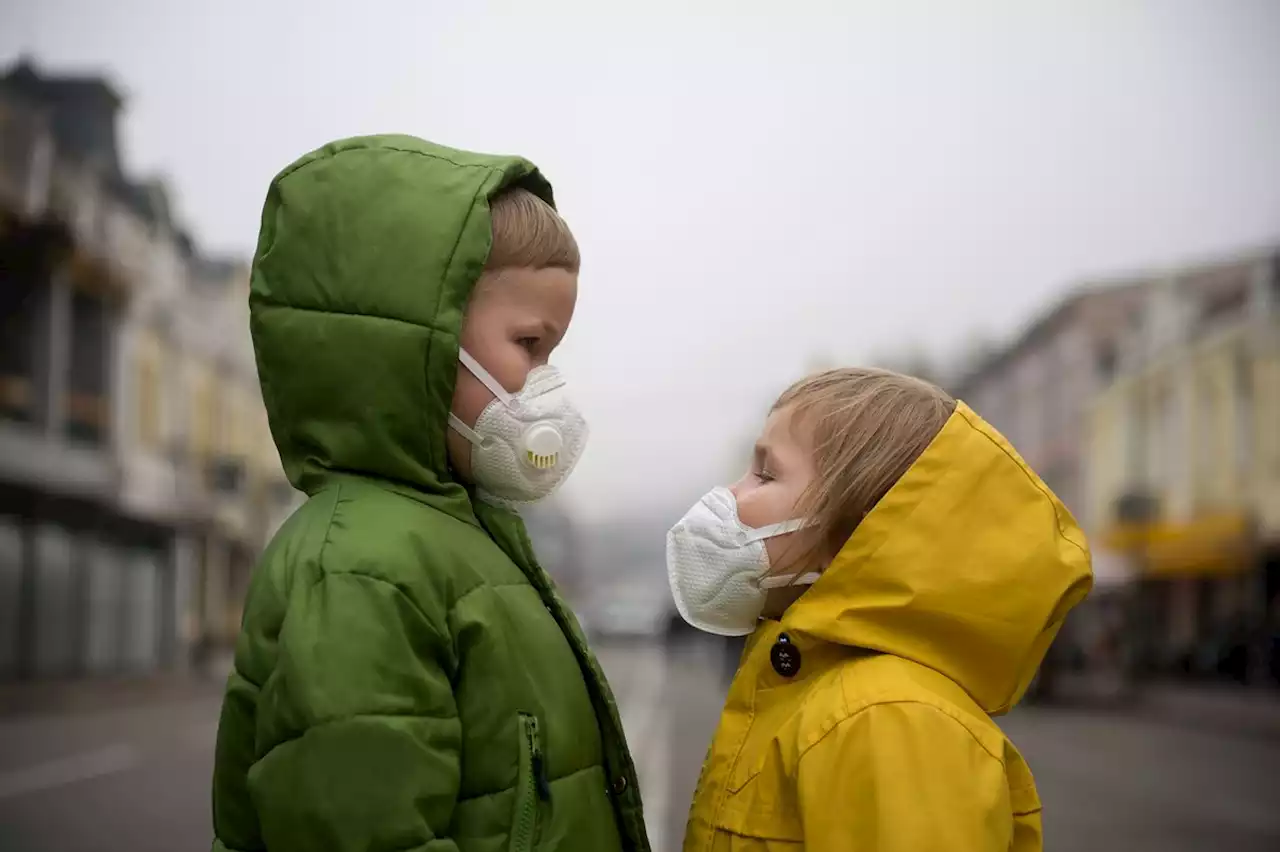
[[1088, 250, 1279, 685], [0, 59, 296, 683], [953, 282, 1163, 699], [953, 283, 1146, 530], [521, 499, 584, 603]]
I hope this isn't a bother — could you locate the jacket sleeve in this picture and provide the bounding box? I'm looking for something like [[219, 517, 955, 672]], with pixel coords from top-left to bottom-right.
[[796, 701, 1012, 852], [248, 571, 462, 852]]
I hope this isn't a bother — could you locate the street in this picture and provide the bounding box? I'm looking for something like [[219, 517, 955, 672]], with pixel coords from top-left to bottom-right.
[[1, 637, 1278, 852]]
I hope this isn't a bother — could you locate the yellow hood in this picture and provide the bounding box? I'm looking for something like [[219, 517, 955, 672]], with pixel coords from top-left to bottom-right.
[[784, 402, 1093, 715]]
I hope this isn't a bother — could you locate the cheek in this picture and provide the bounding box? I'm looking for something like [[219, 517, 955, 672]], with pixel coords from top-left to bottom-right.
[[463, 338, 530, 395], [459, 304, 529, 394], [763, 535, 795, 571], [490, 351, 532, 395], [444, 425, 473, 481], [451, 370, 493, 425], [736, 485, 796, 530]]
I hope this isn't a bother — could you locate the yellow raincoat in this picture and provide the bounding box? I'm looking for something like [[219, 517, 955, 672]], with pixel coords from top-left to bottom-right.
[[683, 403, 1093, 851]]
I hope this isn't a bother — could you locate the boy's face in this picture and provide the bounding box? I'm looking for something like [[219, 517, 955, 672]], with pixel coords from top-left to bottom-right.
[[447, 266, 579, 483]]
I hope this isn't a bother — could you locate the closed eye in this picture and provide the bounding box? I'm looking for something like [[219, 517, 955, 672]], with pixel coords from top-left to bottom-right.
[[752, 443, 776, 484]]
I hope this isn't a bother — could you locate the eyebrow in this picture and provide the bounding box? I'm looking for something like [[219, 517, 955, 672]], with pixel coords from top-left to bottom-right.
[[754, 442, 773, 469]]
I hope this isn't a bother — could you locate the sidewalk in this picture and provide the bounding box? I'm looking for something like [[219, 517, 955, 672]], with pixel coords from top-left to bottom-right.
[[1039, 671, 1280, 740], [0, 654, 233, 719], [1135, 682, 1280, 741]]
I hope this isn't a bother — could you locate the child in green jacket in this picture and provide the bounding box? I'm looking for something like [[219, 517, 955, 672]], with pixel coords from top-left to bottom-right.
[[211, 135, 648, 852]]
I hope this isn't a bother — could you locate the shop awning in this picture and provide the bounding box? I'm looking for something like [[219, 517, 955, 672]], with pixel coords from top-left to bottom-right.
[[1100, 513, 1253, 578]]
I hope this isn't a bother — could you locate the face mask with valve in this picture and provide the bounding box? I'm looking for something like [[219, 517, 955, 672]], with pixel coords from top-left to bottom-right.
[[447, 348, 589, 507]]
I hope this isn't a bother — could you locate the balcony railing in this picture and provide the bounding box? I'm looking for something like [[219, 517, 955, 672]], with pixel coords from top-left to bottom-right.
[[2, 101, 146, 299]]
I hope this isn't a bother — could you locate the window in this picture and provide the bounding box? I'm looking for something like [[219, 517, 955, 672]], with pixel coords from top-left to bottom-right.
[[189, 366, 216, 459], [1194, 371, 1216, 508], [209, 378, 248, 496], [1148, 383, 1185, 505], [1124, 391, 1143, 483], [1235, 344, 1254, 477], [1095, 342, 1119, 384], [134, 335, 163, 450], [66, 289, 111, 443], [226, 383, 250, 458], [0, 277, 39, 423], [1198, 285, 1248, 329]]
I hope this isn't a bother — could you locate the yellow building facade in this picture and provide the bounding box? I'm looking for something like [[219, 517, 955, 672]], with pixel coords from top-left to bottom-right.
[[1086, 253, 1279, 680], [123, 262, 296, 659]]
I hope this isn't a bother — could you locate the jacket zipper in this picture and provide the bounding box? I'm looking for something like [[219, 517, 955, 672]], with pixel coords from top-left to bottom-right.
[[511, 526, 645, 849], [511, 713, 548, 852]]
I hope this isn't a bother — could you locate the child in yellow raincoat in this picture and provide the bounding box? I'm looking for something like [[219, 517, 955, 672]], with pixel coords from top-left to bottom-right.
[[667, 368, 1093, 851]]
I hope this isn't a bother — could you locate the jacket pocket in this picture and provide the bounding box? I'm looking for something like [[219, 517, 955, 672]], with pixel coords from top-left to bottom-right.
[[510, 713, 549, 852], [719, 751, 804, 843]]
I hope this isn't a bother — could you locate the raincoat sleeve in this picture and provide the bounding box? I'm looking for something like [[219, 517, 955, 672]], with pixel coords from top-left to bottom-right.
[[797, 701, 1012, 852], [246, 572, 462, 852]]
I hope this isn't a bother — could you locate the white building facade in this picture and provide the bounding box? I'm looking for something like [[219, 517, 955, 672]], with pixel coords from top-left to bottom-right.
[[0, 60, 295, 682]]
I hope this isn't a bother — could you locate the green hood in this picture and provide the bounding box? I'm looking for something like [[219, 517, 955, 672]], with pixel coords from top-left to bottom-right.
[[249, 135, 553, 512]]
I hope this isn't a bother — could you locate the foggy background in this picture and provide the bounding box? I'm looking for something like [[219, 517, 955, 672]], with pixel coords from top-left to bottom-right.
[[9, 0, 1280, 520], [1, 1, 1279, 851]]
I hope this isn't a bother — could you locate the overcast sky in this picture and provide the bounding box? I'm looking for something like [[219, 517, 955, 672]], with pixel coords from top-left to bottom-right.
[[3, 0, 1279, 524]]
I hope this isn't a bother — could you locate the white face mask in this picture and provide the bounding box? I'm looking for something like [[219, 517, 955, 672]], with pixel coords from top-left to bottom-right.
[[666, 486, 817, 636], [447, 348, 589, 507]]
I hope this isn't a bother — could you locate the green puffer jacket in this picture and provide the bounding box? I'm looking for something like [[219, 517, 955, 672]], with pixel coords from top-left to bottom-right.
[[211, 135, 648, 852]]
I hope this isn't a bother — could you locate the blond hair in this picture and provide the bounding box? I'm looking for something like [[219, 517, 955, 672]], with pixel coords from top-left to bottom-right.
[[485, 188, 580, 273], [773, 368, 957, 574]]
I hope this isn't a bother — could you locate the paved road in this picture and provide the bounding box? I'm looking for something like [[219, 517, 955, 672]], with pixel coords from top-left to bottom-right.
[[0, 694, 220, 851], [1, 638, 1278, 851], [1002, 707, 1280, 852], [597, 635, 728, 852]]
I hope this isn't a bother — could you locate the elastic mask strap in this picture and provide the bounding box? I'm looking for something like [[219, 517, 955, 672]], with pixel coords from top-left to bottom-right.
[[459, 349, 514, 407], [759, 571, 822, 590], [742, 517, 808, 544], [745, 518, 815, 589], [448, 413, 484, 447]]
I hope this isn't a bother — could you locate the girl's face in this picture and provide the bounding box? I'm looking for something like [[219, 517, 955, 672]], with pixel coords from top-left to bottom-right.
[[729, 404, 818, 576]]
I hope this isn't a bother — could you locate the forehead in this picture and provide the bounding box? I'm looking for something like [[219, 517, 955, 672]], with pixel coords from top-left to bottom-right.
[[473, 267, 578, 314], [760, 404, 813, 457]]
